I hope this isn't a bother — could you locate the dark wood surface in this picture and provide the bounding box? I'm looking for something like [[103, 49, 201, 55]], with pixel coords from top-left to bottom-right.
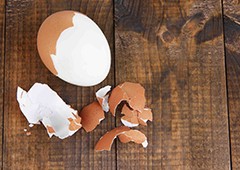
[[0, 0, 239, 169], [223, 0, 240, 169]]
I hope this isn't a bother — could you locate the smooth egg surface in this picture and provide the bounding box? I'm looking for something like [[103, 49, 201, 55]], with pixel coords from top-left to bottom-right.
[[37, 11, 111, 86]]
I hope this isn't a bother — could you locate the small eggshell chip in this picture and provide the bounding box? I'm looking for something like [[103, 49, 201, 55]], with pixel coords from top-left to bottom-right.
[[16, 83, 82, 139], [95, 126, 148, 151], [121, 105, 139, 127], [37, 11, 111, 86], [120, 105, 153, 127], [96, 85, 111, 112], [109, 82, 146, 116], [79, 101, 105, 132], [118, 130, 148, 148]]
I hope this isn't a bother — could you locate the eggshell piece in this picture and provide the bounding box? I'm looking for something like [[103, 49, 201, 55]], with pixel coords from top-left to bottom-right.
[[95, 126, 130, 151], [16, 83, 82, 139], [79, 101, 105, 132], [109, 82, 146, 116], [120, 82, 146, 111], [120, 104, 152, 127], [109, 86, 128, 116], [118, 130, 148, 148], [138, 108, 153, 122], [37, 11, 111, 86], [96, 85, 111, 112], [120, 105, 139, 127]]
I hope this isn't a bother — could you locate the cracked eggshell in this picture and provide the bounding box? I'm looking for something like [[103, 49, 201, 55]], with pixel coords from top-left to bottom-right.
[[138, 108, 153, 122], [120, 82, 146, 111], [96, 85, 111, 112], [109, 82, 146, 116], [120, 105, 139, 127], [95, 126, 130, 151], [118, 130, 148, 148], [95, 126, 148, 151], [108, 86, 128, 116], [16, 83, 82, 139], [37, 10, 111, 86], [79, 101, 105, 132], [120, 104, 153, 127]]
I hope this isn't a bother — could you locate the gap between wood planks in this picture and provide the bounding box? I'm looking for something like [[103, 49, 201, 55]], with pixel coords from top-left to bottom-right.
[[221, 0, 233, 169]]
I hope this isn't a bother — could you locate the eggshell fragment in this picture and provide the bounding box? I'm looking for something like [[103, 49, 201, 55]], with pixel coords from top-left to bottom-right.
[[17, 83, 82, 139], [96, 85, 111, 112], [118, 130, 148, 148], [138, 108, 153, 123], [109, 82, 146, 116], [79, 101, 105, 132], [120, 105, 153, 127], [121, 105, 139, 127], [108, 86, 128, 116], [95, 126, 130, 151], [95, 126, 148, 151], [37, 11, 111, 86]]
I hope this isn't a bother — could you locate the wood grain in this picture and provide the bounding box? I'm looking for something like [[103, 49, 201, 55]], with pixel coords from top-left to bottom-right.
[[3, 0, 114, 169], [223, 1, 240, 169], [115, 0, 230, 169], [0, 0, 4, 168]]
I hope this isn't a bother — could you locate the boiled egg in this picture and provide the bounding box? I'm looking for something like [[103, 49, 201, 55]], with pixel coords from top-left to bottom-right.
[[37, 11, 111, 86]]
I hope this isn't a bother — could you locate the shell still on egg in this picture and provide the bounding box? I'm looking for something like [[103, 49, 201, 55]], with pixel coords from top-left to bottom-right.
[[37, 10, 111, 86]]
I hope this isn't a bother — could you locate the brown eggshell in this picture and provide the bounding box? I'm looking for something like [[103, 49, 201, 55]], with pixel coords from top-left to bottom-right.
[[46, 126, 55, 134], [120, 82, 146, 111], [109, 86, 128, 116], [118, 130, 147, 144], [121, 105, 139, 125], [95, 126, 130, 151], [109, 82, 146, 116], [138, 118, 148, 126], [79, 101, 105, 132], [68, 117, 82, 131], [37, 11, 75, 75], [121, 104, 152, 126], [138, 108, 153, 122]]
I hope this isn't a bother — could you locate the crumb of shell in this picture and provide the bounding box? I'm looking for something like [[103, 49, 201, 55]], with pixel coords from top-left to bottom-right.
[[26, 132, 31, 136]]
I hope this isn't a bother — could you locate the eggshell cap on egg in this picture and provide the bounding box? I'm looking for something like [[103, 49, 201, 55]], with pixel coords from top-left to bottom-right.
[[37, 11, 111, 86]]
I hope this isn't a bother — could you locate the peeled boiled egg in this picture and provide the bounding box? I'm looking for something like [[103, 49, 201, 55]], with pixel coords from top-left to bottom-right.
[[37, 11, 111, 86]]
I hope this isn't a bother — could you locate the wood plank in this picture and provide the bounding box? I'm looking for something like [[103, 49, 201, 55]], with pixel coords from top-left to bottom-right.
[[0, 0, 4, 168], [115, 0, 230, 169], [223, 1, 240, 169], [3, 0, 115, 169]]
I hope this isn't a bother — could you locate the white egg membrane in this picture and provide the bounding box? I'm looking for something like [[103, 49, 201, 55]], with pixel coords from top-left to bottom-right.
[[120, 119, 139, 127], [96, 85, 111, 112], [17, 83, 80, 139], [51, 13, 111, 86]]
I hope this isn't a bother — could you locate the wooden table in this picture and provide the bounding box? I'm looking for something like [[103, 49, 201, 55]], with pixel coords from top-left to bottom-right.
[[0, 0, 240, 169]]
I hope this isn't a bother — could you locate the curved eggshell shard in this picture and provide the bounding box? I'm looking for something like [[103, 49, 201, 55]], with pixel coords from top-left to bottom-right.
[[16, 83, 82, 139], [79, 101, 105, 132], [120, 104, 152, 127], [118, 130, 148, 148], [120, 82, 146, 111], [96, 85, 111, 112], [109, 86, 128, 116], [138, 118, 148, 126], [138, 108, 153, 122], [109, 82, 146, 116], [120, 105, 139, 127], [37, 11, 111, 86], [95, 126, 130, 151]]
